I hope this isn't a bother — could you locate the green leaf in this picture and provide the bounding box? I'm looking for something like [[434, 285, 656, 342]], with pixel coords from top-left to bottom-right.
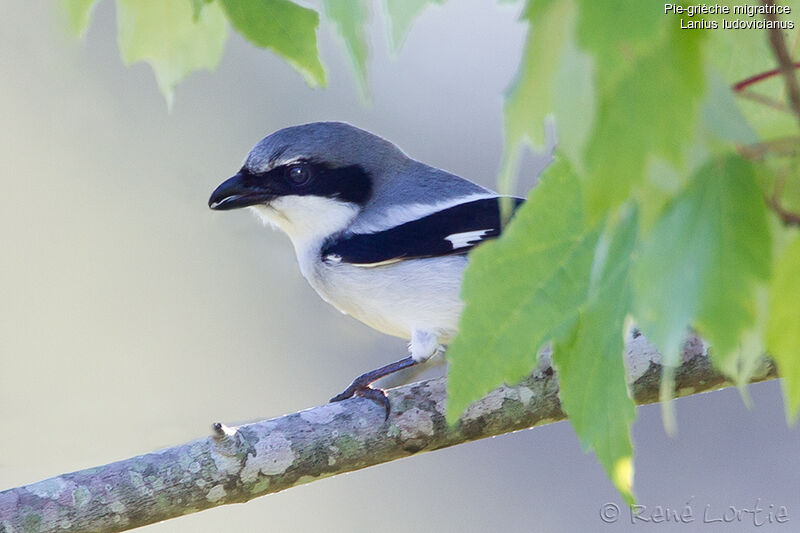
[[551, 27, 594, 168], [699, 70, 759, 148], [633, 155, 771, 375], [385, 0, 443, 52], [637, 70, 757, 235], [580, 12, 706, 220], [190, 0, 214, 21], [446, 158, 599, 423], [117, 0, 227, 107], [767, 234, 800, 422], [64, 0, 99, 37], [574, 0, 660, 92], [503, 0, 574, 151], [219, 0, 325, 87], [554, 208, 638, 504], [716, 286, 769, 406], [324, 0, 369, 94], [499, 0, 589, 197]]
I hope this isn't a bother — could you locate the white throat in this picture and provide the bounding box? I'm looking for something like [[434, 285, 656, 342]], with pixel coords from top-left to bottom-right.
[[249, 196, 359, 273]]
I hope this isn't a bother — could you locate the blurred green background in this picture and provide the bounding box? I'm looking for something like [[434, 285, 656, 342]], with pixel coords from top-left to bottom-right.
[[1, 1, 798, 531]]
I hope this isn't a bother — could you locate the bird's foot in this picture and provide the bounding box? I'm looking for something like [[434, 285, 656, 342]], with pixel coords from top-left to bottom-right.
[[330, 383, 391, 420], [329, 356, 417, 420]]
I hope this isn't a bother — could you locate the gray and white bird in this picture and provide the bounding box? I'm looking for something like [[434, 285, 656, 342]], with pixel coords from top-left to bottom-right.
[[209, 122, 523, 415]]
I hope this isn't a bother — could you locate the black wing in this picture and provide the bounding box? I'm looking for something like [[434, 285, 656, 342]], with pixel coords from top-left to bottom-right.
[[321, 196, 525, 266]]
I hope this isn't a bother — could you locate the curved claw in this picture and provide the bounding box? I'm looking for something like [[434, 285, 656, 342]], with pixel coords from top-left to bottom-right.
[[329, 356, 417, 420], [356, 387, 391, 420], [330, 384, 391, 420]]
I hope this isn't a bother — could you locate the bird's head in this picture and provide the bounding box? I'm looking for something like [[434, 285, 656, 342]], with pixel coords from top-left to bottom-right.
[[209, 122, 406, 243]]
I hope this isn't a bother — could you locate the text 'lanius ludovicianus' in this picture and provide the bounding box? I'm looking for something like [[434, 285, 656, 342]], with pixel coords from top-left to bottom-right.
[[209, 122, 523, 417]]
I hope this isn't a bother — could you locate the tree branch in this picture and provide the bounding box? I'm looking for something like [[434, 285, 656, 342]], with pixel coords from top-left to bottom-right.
[[0, 334, 778, 533], [762, 0, 800, 129]]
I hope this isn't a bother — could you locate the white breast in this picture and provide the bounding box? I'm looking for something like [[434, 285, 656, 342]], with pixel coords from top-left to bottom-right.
[[249, 197, 467, 344], [309, 255, 468, 342]]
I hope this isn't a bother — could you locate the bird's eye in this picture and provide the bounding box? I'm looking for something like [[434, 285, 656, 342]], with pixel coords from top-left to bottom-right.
[[286, 163, 311, 185]]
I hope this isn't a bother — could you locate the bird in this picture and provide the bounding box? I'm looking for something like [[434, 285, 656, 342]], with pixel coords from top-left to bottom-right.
[[209, 122, 523, 417]]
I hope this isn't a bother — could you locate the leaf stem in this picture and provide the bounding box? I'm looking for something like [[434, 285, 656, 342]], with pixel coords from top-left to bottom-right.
[[737, 89, 793, 113], [765, 194, 800, 226], [737, 135, 800, 159], [763, 163, 800, 226]]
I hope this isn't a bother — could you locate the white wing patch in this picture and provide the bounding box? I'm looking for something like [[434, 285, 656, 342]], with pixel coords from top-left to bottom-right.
[[445, 229, 492, 249]]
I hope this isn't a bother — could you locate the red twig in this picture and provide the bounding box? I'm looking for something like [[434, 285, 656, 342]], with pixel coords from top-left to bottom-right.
[[733, 62, 800, 92]]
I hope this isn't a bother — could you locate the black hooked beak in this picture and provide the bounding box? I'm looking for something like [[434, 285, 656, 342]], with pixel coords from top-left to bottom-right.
[[208, 172, 274, 211]]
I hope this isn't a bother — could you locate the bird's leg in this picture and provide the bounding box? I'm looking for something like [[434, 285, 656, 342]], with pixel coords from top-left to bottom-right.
[[329, 356, 417, 418], [331, 331, 442, 419]]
